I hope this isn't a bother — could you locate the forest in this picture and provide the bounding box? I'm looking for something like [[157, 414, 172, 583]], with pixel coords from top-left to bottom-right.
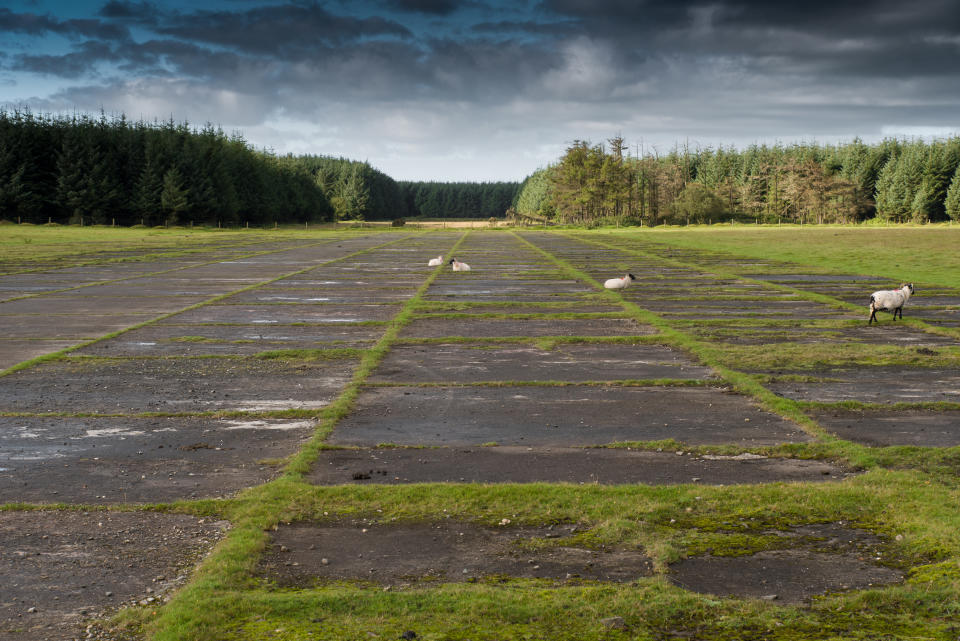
[[512, 136, 960, 226], [0, 110, 519, 226], [5, 109, 959, 228]]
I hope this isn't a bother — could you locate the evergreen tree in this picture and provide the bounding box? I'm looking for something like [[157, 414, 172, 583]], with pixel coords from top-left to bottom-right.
[[160, 167, 189, 225], [945, 164, 960, 222]]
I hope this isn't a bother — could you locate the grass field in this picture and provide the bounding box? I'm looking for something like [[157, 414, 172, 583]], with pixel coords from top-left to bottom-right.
[[2, 224, 960, 641], [636, 225, 960, 287]]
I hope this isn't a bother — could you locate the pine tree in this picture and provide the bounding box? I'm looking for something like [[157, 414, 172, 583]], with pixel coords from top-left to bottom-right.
[[945, 164, 960, 222], [160, 167, 189, 225]]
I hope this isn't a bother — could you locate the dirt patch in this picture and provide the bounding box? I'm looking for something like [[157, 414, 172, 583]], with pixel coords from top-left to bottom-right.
[[766, 368, 960, 404], [259, 521, 652, 587], [369, 342, 715, 383], [0, 511, 227, 641], [308, 447, 848, 485], [810, 409, 960, 447], [0, 356, 358, 414], [400, 317, 656, 338], [0, 416, 315, 504], [668, 523, 903, 604], [330, 386, 810, 447]]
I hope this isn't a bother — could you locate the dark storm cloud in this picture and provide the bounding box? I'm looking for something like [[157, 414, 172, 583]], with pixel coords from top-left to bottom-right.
[[381, 0, 460, 15], [12, 40, 115, 76], [97, 0, 161, 22], [0, 8, 129, 40], [471, 19, 575, 37], [157, 4, 413, 55]]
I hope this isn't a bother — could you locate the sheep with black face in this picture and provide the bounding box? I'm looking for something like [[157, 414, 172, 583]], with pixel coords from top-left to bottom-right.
[[868, 283, 914, 324]]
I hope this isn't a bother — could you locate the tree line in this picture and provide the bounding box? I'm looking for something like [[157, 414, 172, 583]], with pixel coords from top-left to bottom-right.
[[513, 136, 960, 226], [0, 109, 332, 226], [0, 109, 520, 226], [397, 181, 520, 219]]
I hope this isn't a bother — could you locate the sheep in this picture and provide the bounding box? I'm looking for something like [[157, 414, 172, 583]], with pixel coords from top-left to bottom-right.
[[449, 258, 471, 272], [868, 283, 914, 324], [604, 273, 636, 290], [427, 255, 443, 266]]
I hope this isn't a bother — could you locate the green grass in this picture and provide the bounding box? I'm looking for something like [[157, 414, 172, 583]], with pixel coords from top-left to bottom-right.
[[628, 225, 960, 287]]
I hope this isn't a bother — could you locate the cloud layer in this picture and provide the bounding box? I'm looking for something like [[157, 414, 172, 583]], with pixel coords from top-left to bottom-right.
[[2, 0, 959, 180]]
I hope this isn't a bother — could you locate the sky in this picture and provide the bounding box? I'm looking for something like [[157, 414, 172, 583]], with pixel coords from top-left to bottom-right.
[[2, 0, 959, 182]]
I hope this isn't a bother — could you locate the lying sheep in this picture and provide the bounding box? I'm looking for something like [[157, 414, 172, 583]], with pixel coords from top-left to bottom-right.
[[427, 255, 443, 266], [604, 273, 636, 290], [449, 258, 470, 272], [868, 283, 914, 324]]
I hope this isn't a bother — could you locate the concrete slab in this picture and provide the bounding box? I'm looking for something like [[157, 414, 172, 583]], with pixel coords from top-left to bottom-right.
[[329, 386, 810, 447], [418, 305, 621, 315], [159, 304, 400, 324], [400, 317, 655, 338], [767, 368, 960, 404], [309, 447, 847, 485], [0, 340, 80, 371], [0, 511, 226, 641], [0, 416, 315, 504], [259, 521, 653, 587], [227, 290, 416, 304], [810, 409, 960, 447], [0, 314, 154, 339], [0, 357, 358, 414], [369, 343, 714, 383], [667, 524, 903, 604], [73, 324, 383, 357], [0, 295, 208, 316]]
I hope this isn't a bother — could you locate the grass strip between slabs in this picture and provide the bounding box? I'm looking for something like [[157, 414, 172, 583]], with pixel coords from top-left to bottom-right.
[[0, 235, 416, 379]]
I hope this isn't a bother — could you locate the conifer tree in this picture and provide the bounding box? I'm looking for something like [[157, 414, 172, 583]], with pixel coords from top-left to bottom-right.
[[161, 167, 189, 225], [945, 164, 960, 222]]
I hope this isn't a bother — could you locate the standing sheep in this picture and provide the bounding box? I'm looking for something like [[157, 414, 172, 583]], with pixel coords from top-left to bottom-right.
[[868, 283, 914, 324], [604, 273, 636, 290]]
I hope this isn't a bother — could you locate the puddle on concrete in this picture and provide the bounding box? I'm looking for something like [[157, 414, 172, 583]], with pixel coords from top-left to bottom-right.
[[668, 523, 904, 604], [259, 521, 653, 587]]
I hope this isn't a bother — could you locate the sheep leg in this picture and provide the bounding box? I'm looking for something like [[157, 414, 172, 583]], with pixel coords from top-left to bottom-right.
[[868, 307, 877, 324], [894, 306, 902, 320]]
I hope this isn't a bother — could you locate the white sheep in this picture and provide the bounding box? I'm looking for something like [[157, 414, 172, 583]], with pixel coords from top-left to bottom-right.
[[868, 283, 914, 324], [427, 255, 443, 266], [604, 273, 636, 290], [449, 258, 470, 272]]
